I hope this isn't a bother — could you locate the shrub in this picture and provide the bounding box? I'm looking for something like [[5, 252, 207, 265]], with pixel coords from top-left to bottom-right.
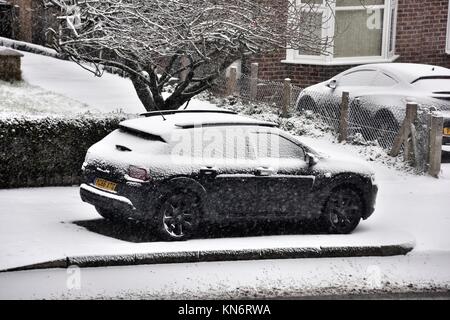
[[0, 113, 131, 188]]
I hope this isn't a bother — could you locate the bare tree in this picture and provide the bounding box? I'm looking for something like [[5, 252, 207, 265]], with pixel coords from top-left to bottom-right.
[[44, 0, 331, 112]]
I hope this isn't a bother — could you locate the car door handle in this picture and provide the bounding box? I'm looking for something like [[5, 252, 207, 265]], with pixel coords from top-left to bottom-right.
[[255, 167, 274, 176]]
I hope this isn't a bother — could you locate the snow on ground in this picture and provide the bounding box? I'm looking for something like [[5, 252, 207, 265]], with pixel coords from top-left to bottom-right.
[[19, 50, 143, 114], [0, 80, 92, 115]]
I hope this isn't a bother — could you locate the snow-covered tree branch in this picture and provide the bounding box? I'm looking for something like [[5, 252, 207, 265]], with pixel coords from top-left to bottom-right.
[[45, 0, 332, 111]]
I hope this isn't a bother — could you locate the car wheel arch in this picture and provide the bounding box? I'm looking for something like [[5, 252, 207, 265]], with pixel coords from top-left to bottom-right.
[[297, 94, 317, 112], [155, 176, 208, 212], [312, 173, 369, 212]]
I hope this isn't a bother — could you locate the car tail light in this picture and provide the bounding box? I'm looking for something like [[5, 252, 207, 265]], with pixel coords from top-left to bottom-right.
[[128, 165, 150, 181]]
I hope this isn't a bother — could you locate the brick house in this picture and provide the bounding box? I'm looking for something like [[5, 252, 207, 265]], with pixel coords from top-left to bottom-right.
[[245, 0, 450, 87], [3, 0, 450, 88]]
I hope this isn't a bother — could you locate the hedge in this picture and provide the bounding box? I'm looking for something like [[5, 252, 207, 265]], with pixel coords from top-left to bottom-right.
[[0, 113, 132, 188]]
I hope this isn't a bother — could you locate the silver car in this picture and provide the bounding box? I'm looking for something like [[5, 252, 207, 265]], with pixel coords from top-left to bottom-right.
[[296, 63, 450, 145]]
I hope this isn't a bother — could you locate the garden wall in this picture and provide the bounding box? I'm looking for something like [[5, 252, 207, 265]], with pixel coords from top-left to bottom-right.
[[0, 114, 130, 188]]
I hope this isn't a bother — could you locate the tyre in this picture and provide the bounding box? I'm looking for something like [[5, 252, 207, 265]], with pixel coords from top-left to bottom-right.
[[95, 206, 119, 222], [374, 110, 400, 149], [297, 95, 317, 114], [322, 187, 363, 234], [156, 190, 201, 241]]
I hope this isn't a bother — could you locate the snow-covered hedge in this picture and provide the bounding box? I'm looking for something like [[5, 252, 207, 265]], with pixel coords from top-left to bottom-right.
[[0, 113, 130, 188]]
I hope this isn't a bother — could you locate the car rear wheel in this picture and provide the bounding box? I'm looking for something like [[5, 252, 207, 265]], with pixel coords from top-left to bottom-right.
[[95, 206, 119, 222], [157, 191, 201, 241], [322, 187, 363, 234]]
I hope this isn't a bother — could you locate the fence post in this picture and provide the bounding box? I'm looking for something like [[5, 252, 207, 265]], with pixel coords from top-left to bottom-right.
[[390, 102, 418, 157], [428, 115, 443, 178], [250, 62, 258, 100], [282, 78, 291, 118], [408, 123, 419, 166], [338, 91, 350, 143], [226, 66, 237, 96]]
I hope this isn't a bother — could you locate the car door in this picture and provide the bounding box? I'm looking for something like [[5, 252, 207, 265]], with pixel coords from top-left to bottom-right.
[[249, 131, 315, 218], [195, 126, 260, 218]]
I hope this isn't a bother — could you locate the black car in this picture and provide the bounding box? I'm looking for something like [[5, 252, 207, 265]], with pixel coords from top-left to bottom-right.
[[80, 110, 378, 241]]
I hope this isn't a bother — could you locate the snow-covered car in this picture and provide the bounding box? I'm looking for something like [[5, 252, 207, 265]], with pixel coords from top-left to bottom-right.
[[80, 110, 378, 241], [296, 63, 450, 145]]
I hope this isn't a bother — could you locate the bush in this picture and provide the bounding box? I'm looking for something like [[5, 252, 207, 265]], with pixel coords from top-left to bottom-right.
[[0, 113, 131, 188]]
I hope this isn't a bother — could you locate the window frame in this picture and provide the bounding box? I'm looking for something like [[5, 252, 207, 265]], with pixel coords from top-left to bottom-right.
[[284, 0, 399, 65]]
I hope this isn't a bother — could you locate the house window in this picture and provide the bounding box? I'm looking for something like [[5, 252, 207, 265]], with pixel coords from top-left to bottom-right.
[[447, 0, 450, 54], [284, 0, 399, 65]]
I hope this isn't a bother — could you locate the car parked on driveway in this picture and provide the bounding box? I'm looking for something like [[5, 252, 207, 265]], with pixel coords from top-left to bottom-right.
[[296, 63, 450, 145], [80, 110, 378, 240]]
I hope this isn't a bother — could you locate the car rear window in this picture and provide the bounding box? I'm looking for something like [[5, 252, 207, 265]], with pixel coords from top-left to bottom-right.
[[411, 77, 450, 93], [102, 129, 169, 154]]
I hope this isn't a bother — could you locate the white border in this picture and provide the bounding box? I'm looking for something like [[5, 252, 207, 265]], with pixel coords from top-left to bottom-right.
[[446, 0, 450, 54]]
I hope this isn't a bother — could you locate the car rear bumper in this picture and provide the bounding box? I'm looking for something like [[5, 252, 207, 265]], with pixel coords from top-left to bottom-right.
[[80, 183, 136, 212], [443, 135, 450, 145]]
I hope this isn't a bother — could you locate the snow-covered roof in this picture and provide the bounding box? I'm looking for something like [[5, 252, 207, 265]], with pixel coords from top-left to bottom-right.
[[368, 63, 450, 83], [120, 110, 278, 140]]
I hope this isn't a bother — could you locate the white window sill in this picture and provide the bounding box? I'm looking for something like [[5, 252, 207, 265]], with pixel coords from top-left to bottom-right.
[[281, 55, 400, 66]]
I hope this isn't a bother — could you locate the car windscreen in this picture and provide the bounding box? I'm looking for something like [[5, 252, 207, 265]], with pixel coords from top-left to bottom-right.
[[411, 77, 450, 93]]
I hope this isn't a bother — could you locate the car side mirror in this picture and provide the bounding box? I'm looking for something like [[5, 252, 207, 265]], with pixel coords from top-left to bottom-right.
[[306, 153, 319, 167], [327, 79, 337, 89]]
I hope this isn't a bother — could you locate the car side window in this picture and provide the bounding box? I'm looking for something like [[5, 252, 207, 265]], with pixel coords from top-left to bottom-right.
[[339, 70, 377, 86], [252, 132, 305, 159], [371, 72, 398, 87], [176, 127, 256, 160]]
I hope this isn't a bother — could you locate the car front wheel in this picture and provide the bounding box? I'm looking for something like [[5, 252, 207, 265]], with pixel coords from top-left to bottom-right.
[[157, 191, 201, 241], [322, 187, 363, 234], [374, 110, 400, 149]]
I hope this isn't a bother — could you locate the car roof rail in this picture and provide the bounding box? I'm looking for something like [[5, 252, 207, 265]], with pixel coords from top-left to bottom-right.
[[140, 109, 238, 117], [175, 121, 278, 129]]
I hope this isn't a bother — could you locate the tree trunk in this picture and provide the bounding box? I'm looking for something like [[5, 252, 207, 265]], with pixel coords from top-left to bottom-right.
[[129, 75, 158, 112]]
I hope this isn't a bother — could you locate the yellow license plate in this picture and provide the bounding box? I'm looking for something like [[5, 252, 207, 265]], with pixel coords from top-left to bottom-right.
[[94, 178, 117, 192], [444, 127, 450, 136]]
